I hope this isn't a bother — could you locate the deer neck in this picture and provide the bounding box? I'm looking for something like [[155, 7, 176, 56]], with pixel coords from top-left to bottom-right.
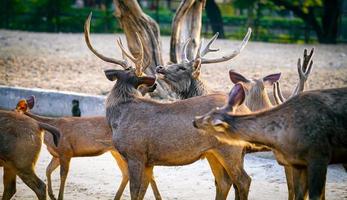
[[105, 81, 142, 123], [226, 113, 279, 148], [178, 78, 208, 99], [245, 88, 273, 111]]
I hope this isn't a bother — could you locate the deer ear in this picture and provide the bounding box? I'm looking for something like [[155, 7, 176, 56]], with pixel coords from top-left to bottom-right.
[[192, 58, 202, 79], [228, 83, 245, 108], [137, 76, 156, 87], [263, 73, 281, 86], [26, 95, 35, 109], [15, 99, 28, 112], [104, 69, 124, 81], [229, 70, 249, 84]]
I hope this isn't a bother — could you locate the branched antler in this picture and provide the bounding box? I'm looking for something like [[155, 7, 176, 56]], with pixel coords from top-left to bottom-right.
[[199, 28, 251, 64], [117, 32, 144, 76], [290, 48, 314, 97], [85, 12, 145, 77], [273, 48, 314, 105], [84, 12, 129, 69], [200, 32, 219, 57]]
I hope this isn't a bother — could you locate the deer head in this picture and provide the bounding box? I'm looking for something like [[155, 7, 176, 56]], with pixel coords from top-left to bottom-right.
[[193, 83, 245, 134], [156, 28, 252, 99], [229, 70, 281, 111], [84, 12, 156, 92], [15, 95, 35, 113]]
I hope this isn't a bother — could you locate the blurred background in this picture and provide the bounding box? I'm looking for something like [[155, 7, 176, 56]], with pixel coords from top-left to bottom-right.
[[0, 0, 346, 44]]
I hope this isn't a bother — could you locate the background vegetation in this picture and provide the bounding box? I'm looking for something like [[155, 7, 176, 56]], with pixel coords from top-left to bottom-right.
[[0, 0, 346, 44]]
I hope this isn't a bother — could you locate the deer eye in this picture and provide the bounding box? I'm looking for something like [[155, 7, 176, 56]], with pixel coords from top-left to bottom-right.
[[177, 66, 186, 71]]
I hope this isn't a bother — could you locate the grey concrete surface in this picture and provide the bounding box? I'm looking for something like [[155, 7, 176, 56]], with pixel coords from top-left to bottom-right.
[[0, 85, 106, 116]]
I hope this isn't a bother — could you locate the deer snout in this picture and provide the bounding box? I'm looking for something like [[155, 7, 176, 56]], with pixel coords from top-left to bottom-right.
[[192, 120, 198, 128], [193, 116, 203, 129], [155, 65, 165, 74]]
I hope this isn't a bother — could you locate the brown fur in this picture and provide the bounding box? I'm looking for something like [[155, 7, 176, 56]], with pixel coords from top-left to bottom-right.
[[0, 110, 61, 200], [104, 69, 253, 200], [194, 86, 347, 200], [23, 111, 162, 200]]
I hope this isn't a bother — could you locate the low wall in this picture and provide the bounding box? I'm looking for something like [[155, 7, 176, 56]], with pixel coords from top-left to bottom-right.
[[0, 85, 106, 116]]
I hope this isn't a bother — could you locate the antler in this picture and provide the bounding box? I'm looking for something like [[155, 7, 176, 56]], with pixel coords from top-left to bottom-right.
[[200, 28, 252, 64], [273, 82, 285, 105], [84, 12, 129, 69], [117, 32, 144, 76], [290, 48, 314, 98], [181, 38, 191, 63], [199, 32, 219, 57]]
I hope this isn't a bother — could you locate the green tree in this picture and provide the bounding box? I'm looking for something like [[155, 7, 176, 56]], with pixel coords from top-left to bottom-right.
[[270, 0, 342, 43], [234, 0, 343, 43]]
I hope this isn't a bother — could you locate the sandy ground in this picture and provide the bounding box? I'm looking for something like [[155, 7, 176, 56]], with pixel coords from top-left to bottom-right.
[[1, 30, 347, 199]]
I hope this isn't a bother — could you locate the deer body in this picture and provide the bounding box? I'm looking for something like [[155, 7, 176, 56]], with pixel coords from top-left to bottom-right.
[[0, 110, 61, 200], [85, 15, 252, 199], [22, 111, 162, 200], [194, 86, 347, 200], [104, 71, 253, 200]]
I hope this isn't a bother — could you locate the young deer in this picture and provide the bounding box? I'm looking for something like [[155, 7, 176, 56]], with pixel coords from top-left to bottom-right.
[[0, 106, 60, 200], [85, 13, 254, 200], [16, 96, 162, 200], [193, 83, 347, 200]]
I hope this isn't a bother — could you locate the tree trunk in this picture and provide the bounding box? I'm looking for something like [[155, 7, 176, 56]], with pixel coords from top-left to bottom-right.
[[113, 0, 174, 99], [170, 0, 206, 63], [205, 0, 225, 38], [320, 0, 342, 43]]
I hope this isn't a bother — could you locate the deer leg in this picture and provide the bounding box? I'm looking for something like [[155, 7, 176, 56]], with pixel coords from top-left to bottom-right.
[[127, 159, 151, 200], [111, 151, 129, 200], [284, 166, 294, 200], [46, 157, 60, 200], [57, 156, 71, 200], [213, 147, 251, 200], [17, 167, 46, 200], [292, 166, 308, 200], [205, 153, 232, 200], [2, 166, 17, 200], [149, 176, 162, 200], [307, 160, 328, 200], [111, 151, 162, 200]]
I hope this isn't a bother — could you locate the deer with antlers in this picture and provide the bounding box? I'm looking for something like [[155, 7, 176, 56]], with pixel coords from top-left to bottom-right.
[[1, 100, 61, 200], [84, 13, 259, 200], [157, 30, 251, 99], [193, 83, 347, 200], [15, 95, 161, 200], [158, 23, 315, 199]]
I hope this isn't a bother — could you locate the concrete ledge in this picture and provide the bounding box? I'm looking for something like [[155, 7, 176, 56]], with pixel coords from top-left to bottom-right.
[[0, 85, 106, 116]]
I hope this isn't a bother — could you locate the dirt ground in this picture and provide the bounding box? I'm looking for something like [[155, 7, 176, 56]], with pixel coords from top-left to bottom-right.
[[0, 30, 347, 199]]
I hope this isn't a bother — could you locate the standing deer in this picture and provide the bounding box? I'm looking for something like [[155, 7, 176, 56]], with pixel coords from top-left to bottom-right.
[[157, 31, 314, 199], [193, 83, 347, 200], [0, 107, 60, 200], [15, 96, 162, 200], [85, 13, 254, 200]]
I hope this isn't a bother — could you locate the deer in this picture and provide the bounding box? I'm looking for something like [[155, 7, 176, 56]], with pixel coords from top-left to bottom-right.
[[157, 31, 315, 199], [193, 82, 347, 200], [15, 96, 162, 200], [156, 30, 251, 99], [0, 101, 61, 200], [85, 13, 257, 200]]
